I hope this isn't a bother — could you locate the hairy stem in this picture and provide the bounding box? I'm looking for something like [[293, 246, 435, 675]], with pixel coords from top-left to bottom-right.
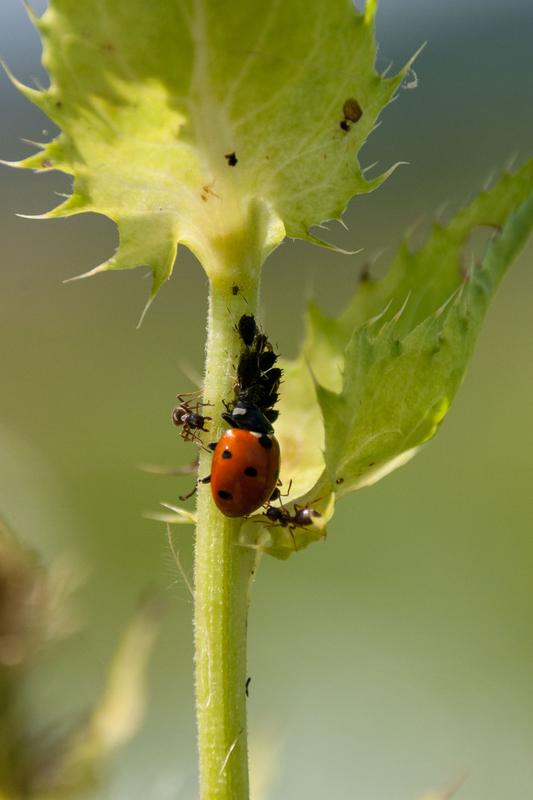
[[193, 265, 261, 800]]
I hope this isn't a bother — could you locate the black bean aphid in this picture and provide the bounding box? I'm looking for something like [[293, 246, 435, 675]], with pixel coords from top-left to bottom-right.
[[225, 151, 238, 166], [237, 314, 257, 347]]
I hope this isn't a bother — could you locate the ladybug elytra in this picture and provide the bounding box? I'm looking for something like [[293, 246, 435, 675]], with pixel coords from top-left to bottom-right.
[[211, 428, 280, 517]]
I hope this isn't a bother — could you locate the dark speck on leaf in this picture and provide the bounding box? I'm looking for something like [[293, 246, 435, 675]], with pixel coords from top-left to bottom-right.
[[336, 477, 344, 485], [340, 119, 351, 132], [359, 265, 371, 283], [232, 285, 239, 295], [41, 159, 52, 168], [343, 98, 363, 123], [225, 152, 238, 166]]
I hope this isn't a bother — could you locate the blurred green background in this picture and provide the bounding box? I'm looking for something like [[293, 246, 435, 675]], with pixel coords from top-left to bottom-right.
[[1, 1, 533, 798]]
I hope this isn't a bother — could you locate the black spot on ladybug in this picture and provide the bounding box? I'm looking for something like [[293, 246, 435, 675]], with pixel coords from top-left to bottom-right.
[[244, 466, 258, 477], [218, 490, 232, 500], [222, 450, 232, 459], [225, 152, 238, 166], [343, 98, 363, 123], [258, 435, 273, 449], [340, 119, 351, 132]]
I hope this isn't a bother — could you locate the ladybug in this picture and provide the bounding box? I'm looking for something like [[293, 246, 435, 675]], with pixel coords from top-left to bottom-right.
[[210, 401, 280, 517], [172, 393, 211, 444], [211, 428, 280, 517]]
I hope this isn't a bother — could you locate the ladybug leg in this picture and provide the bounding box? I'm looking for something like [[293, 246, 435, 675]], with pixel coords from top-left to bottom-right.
[[270, 478, 293, 504], [207, 442, 217, 451], [179, 474, 210, 501], [179, 483, 198, 501]]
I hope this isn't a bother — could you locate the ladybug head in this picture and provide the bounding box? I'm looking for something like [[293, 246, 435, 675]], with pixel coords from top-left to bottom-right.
[[222, 401, 273, 434]]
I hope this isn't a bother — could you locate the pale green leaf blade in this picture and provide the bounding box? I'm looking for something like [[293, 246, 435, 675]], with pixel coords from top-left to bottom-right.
[[321, 186, 533, 494], [307, 159, 533, 390], [266, 163, 533, 555], [7, 0, 407, 301]]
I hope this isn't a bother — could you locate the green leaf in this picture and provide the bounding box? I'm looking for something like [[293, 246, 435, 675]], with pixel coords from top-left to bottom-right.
[[5, 0, 407, 307], [307, 159, 533, 390], [260, 162, 533, 557]]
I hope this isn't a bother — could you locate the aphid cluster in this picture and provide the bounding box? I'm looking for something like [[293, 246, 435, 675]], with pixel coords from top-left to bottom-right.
[[225, 314, 282, 427]]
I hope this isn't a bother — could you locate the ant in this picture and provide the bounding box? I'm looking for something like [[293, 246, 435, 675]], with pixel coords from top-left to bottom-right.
[[261, 481, 322, 549], [264, 503, 322, 530], [171, 393, 212, 445]]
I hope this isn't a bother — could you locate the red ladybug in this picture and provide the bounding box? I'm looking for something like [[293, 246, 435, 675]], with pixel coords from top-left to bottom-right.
[[211, 428, 280, 517]]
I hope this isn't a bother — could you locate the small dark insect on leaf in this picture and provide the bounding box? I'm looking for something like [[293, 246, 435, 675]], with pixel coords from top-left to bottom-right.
[[340, 119, 351, 132], [232, 285, 239, 295], [258, 350, 277, 371], [225, 152, 238, 166], [343, 98, 363, 123]]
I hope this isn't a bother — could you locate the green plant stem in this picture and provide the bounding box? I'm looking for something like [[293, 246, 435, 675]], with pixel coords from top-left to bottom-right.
[[193, 267, 261, 800]]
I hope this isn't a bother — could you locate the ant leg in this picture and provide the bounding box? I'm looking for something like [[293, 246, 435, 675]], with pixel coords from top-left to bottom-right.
[[288, 526, 297, 551]]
